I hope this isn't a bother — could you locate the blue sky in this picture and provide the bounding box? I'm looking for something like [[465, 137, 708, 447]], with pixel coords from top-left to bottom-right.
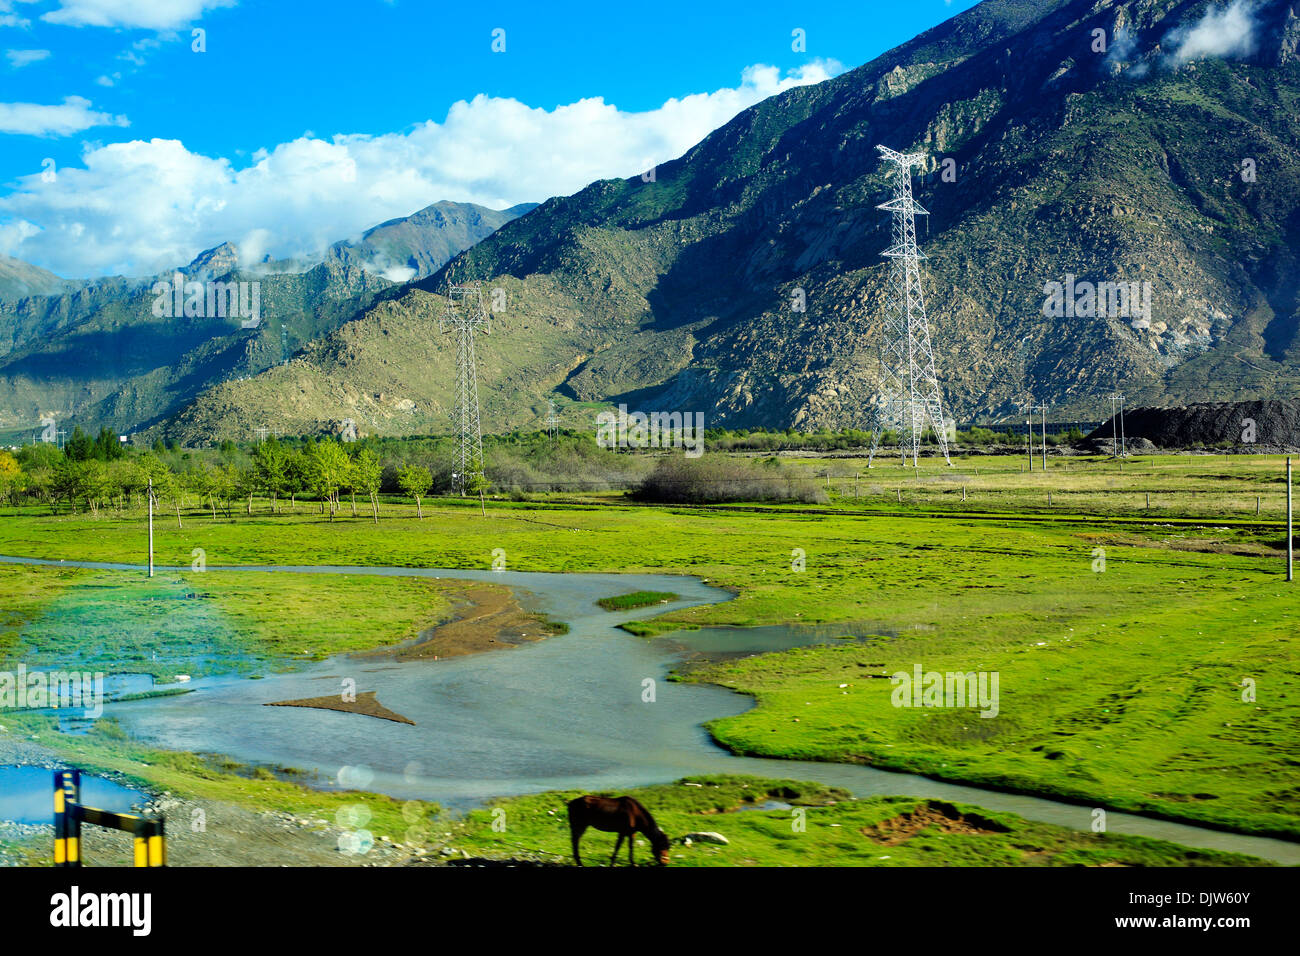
[[0, 0, 979, 278]]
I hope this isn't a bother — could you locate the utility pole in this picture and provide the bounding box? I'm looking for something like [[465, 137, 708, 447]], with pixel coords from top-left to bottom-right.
[[147, 477, 155, 579], [1108, 393, 1120, 458], [1026, 418, 1033, 472], [868, 145, 952, 469], [1030, 404, 1048, 470], [1288, 457, 1293, 582], [1119, 395, 1127, 458]]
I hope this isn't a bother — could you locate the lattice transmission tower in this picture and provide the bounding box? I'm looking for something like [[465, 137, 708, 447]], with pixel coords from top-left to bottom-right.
[[545, 399, 559, 442], [441, 278, 491, 495], [868, 145, 952, 468]]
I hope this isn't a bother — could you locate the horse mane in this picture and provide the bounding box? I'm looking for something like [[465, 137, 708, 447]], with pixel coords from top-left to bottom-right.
[[630, 798, 669, 843]]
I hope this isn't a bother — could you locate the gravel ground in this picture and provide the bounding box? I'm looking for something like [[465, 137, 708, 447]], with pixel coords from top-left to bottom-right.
[[0, 731, 439, 867]]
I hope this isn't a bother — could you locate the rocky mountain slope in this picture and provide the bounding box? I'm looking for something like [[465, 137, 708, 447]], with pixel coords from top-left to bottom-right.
[[326, 201, 538, 282], [157, 0, 1300, 443], [0, 255, 72, 303], [0, 200, 534, 435]]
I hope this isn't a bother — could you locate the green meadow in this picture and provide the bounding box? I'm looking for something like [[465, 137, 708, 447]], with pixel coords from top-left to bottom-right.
[[0, 452, 1297, 855], [446, 775, 1270, 867]]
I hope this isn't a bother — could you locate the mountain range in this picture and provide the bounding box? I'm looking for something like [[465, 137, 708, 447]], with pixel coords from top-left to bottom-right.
[[6, 0, 1300, 443], [0, 200, 535, 439]]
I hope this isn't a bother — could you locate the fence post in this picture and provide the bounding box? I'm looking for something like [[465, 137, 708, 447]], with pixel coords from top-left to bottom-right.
[[133, 818, 166, 867], [53, 769, 81, 867]]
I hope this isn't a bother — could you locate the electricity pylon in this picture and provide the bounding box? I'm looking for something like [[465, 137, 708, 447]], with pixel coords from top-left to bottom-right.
[[1108, 392, 1127, 458], [441, 278, 490, 495], [868, 145, 952, 468], [545, 400, 559, 442]]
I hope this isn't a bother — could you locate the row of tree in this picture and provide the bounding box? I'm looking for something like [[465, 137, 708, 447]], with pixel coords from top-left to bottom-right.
[[0, 441, 436, 523]]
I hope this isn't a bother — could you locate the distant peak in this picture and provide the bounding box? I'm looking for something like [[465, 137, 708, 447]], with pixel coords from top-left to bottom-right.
[[184, 242, 240, 276]]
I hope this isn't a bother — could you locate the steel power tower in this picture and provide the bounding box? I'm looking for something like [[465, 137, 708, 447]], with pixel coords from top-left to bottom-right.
[[545, 400, 559, 442], [869, 145, 952, 468], [441, 279, 490, 495]]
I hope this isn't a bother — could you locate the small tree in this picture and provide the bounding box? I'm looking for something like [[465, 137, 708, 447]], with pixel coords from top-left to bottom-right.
[[95, 426, 124, 461], [0, 451, 21, 506], [64, 427, 94, 461], [397, 464, 432, 518], [251, 439, 287, 513], [308, 441, 350, 519], [283, 450, 308, 511], [466, 470, 490, 515], [354, 448, 383, 524], [81, 460, 114, 517], [234, 464, 259, 515]]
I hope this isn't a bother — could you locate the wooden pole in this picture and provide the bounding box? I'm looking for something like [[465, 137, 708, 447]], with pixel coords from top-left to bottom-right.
[[1288, 458, 1293, 582]]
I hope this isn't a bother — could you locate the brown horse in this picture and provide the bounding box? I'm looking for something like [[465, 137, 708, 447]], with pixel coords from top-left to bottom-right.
[[567, 795, 671, 866]]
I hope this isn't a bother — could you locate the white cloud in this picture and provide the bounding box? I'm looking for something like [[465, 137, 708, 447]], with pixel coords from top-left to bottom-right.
[[41, 0, 235, 30], [0, 95, 128, 136], [1163, 0, 1260, 68], [0, 0, 38, 28], [6, 48, 50, 68], [0, 60, 842, 278]]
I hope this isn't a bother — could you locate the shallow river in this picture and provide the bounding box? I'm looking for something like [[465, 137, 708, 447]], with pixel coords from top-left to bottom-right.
[[3, 554, 1298, 864]]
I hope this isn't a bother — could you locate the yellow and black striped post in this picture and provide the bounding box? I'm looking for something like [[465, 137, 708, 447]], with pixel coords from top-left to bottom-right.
[[133, 818, 166, 867], [53, 768, 166, 867], [53, 769, 81, 867]]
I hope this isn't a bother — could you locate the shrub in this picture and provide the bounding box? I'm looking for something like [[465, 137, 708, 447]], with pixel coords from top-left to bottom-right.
[[633, 456, 827, 504]]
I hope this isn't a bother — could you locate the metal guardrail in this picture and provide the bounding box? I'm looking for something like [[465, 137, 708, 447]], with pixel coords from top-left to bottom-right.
[[53, 768, 165, 867]]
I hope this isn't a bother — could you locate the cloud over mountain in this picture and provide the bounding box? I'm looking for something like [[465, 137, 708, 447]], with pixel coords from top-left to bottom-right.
[[0, 60, 840, 278]]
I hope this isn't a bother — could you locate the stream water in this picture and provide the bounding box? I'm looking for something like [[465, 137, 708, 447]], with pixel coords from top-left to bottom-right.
[[0, 766, 147, 825], [3, 554, 1298, 864]]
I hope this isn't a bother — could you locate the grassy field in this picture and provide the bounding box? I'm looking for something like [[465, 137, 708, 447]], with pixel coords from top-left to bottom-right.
[[2, 713, 1270, 867], [445, 774, 1270, 867], [0, 452, 1297, 852], [782, 451, 1292, 520]]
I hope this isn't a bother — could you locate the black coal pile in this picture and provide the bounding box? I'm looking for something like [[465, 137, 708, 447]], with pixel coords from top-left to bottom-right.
[[1086, 400, 1300, 451]]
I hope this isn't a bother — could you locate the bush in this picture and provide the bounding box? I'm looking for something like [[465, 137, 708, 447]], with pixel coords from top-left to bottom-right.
[[633, 456, 827, 504]]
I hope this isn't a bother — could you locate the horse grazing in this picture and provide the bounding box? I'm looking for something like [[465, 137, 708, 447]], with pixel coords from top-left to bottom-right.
[[567, 795, 671, 866]]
